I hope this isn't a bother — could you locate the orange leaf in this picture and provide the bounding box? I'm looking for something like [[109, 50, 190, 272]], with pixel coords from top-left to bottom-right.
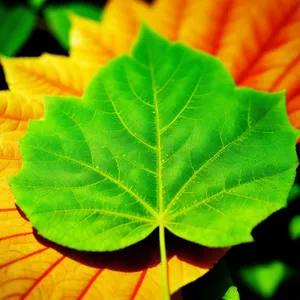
[[0, 207, 228, 299], [0, 91, 43, 133], [70, 0, 149, 66], [70, 0, 300, 129], [1, 54, 97, 98], [0, 92, 227, 299], [0, 92, 43, 209]]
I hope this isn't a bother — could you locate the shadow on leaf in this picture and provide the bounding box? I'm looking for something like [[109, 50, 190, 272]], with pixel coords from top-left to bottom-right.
[[17, 204, 228, 273]]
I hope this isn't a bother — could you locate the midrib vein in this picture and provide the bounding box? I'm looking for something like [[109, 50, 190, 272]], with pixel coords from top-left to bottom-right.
[[148, 52, 163, 222], [11, 64, 82, 97]]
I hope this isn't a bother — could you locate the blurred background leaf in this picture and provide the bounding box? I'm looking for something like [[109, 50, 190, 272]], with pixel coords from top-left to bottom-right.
[[240, 261, 296, 299], [223, 286, 240, 300], [287, 184, 300, 205], [44, 3, 102, 50], [28, 0, 47, 10], [0, 3, 36, 56], [289, 215, 300, 239]]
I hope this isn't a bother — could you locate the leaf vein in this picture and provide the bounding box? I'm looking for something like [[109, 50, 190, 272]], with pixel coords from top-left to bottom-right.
[[28, 145, 158, 217], [168, 165, 292, 219], [33, 208, 152, 223], [102, 82, 157, 151], [160, 71, 205, 134], [164, 98, 282, 214]]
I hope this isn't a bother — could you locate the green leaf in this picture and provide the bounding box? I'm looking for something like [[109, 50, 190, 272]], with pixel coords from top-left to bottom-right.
[[240, 261, 295, 298], [289, 215, 300, 239], [44, 3, 102, 50], [287, 183, 300, 204], [223, 286, 240, 300], [0, 5, 36, 56], [28, 0, 47, 10], [10, 26, 298, 251]]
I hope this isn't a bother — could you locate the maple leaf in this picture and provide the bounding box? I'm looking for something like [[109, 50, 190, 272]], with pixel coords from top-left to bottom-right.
[[0, 91, 228, 299], [0, 5, 230, 299], [69, 0, 300, 130], [9, 27, 299, 298], [0, 50, 231, 300]]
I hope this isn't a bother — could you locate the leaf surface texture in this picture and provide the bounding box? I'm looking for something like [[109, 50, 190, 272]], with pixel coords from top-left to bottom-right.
[[1, 54, 96, 98]]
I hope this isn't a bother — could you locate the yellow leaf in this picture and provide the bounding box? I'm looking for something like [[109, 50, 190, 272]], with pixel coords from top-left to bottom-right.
[[70, 0, 149, 65], [0, 92, 43, 210], [1, 54, 96, 98], [0, 91, 43, 133], [0, 208, 228, 299]]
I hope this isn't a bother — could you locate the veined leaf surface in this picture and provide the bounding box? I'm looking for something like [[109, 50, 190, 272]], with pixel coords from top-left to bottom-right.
[[0, 92, 43, 209], [70, 0, 300, 130], [1, 54, 96, 98], [0, 92, 229, 299], [70, 0, 149, 66], [0, 213, 226, 299], [11, 27, 298, 251]]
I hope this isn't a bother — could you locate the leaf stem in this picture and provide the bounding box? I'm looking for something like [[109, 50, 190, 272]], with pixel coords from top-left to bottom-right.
[[148, 37, 170, 300], [159, 225, 170, 300]]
